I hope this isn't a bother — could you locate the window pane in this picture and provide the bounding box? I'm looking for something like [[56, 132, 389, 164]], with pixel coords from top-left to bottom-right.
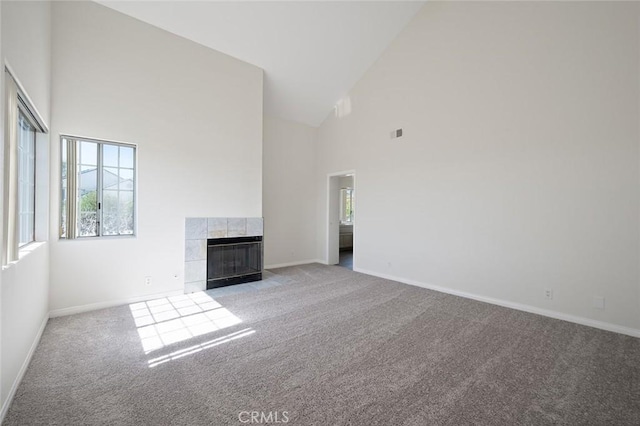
[[103, 144, 118, 167], [17, 112, 35, 246], [102, 143, 135, 235], [80, 141, 97, 166], [120, 146, 134, 168], [118, 191, 134, 234], [61, 141, 67, 238], [80, 167, 97, 194], [79, 211, 97, 237], [79, 190, 98, 237], [102, 189, 119, 236], [103, 167, 119, 190], [119, 169, 134, 191], [79, 158, 98, 237]]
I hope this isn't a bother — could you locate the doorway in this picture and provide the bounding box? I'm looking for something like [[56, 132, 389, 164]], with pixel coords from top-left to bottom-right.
[[327, 172, 355, 270]]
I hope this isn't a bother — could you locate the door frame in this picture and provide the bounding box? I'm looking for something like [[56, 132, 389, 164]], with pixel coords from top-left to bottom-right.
[[326, 170, 356, 266]]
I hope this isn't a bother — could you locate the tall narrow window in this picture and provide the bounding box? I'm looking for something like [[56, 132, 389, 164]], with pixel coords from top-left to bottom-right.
[[17, 110, 36, 246], [3, 70, 46, 264], [61, 137, 136, 238]]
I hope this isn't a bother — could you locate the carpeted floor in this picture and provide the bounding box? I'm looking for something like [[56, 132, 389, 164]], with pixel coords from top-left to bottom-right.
[[4, 264, 640, 425]]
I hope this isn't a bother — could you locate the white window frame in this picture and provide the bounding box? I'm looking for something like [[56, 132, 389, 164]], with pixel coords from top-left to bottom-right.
[[60, 135, 137, 239]]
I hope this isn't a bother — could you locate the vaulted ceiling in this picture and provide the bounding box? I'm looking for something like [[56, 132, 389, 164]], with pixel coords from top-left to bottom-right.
[[98, 1, 425, 127]]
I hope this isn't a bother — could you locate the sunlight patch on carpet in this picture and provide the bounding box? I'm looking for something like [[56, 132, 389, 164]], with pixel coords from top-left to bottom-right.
[[147, 328, 256, 368], [129, 292, 243, 354]]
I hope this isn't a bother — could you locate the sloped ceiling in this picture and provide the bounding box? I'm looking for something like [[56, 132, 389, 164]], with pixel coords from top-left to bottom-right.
[[98, 1, 425, 127]]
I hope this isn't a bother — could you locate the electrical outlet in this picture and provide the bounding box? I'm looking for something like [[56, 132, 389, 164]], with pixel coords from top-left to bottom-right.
[[544, 289, 553, 300], [592, 296, 605, 310], [144, 276, 152, 286]]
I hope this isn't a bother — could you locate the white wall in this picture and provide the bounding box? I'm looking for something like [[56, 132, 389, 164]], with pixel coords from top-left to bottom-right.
[[263, 116, 318, 267], [0, 0, 51, 418], [49, 1, 263, 312], [316, 2, 640, 333]]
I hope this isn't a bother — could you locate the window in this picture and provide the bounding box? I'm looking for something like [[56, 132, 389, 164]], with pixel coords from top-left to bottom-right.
[[61, 137, 136, 238], [340, 188, 354, 224], [3, 69, 47, 265], [17, 110, 36, 246]]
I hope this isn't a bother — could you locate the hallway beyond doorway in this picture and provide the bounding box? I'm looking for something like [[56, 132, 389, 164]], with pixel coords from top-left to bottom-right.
[[338, 250, 353, 270]]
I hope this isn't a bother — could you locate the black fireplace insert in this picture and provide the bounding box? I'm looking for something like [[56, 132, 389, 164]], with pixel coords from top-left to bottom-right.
[[207, 236, 263, 289]]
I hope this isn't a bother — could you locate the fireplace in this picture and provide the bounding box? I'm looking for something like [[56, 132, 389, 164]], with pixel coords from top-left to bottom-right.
[[184, 217, 263, 293], [207, 236, 263, 289]]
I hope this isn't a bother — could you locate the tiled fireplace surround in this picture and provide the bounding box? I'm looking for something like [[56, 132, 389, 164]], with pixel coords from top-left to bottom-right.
[[184, 217, 264, 293]]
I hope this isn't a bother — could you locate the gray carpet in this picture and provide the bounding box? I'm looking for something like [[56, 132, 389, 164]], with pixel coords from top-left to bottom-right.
[[4, 264, 640, 425]]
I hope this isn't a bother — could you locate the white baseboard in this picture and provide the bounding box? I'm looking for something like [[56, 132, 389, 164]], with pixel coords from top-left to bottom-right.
[[49, 289, 185, 318], [0, 313, 49, 424], [265, 259, 324, 269], [354, 267, 640, 339]]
